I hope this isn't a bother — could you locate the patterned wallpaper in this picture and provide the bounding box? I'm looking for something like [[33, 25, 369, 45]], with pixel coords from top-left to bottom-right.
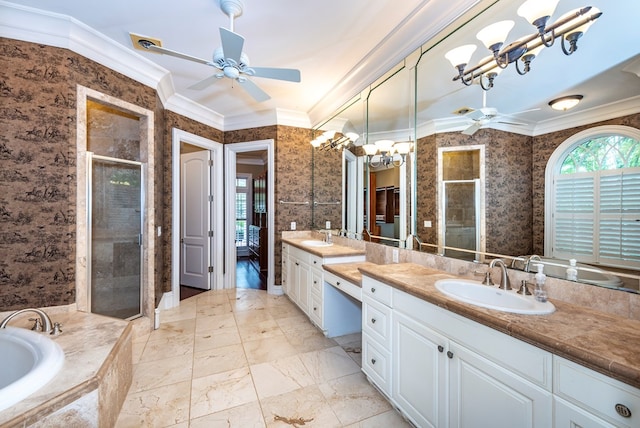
[[416, 128, 534, 256], [0, 38, 163, 311]]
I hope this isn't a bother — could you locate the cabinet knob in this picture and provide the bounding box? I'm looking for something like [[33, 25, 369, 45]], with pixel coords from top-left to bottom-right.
[[336, 281, 341, 286], [438, 345, 444, 353], [295, 262, 299, 266], [371, 287, 376, 293], [313, 306, 317, 311], [313, 280, 317, 284], [371, 358, 376, 365], [447, 351, 454, 359], [615, 404, 632, 418], [313, 260, 317, 264], [371, 318, 376, 324]]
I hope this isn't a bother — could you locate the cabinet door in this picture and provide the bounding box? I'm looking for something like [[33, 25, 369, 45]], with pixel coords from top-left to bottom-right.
[[448, 342, 552, 428], [554, 397, 618, 428], [393, 311, 448, 428], [288, 256, 300, 303], [297, 261, 310, 313]]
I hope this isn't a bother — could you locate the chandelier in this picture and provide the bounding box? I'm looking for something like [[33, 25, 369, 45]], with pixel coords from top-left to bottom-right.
[[445, 0, 602, 91], [362, 140, 412, 168], [310, 130, 360, 151]]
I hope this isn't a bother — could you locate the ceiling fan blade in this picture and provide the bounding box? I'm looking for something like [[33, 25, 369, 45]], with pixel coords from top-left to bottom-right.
[[138, 41, 211, 66], [466, 109, 486, 121], [496, 120, 527, 126], [238, 78, 270, 102], [220, 27, 244, 64], [251, 67, 301, 82], [462, 122, 482, 135], [188, 74, 221, 91]]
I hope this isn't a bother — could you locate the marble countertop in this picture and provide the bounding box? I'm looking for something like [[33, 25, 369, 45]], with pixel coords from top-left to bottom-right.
[[0, 310, 131, 425], [357, 262, 640, 390], [283, 238, 366, 258], [323, 262, 377, 286]]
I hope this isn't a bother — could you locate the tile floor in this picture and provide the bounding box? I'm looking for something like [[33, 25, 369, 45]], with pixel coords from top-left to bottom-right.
[[115, 288, 411, 427]]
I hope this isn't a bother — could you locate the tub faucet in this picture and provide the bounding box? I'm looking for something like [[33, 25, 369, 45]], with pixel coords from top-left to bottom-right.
[[0, 308, 53, 333], [489, 259, 512, 290]]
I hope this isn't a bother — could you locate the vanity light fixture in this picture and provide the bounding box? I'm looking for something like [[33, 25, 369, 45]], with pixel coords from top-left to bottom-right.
[[548, 95, 583, 111], [445, 0, 602, 91], [310, 130, 359, 151], [363, 140, 412, 168]]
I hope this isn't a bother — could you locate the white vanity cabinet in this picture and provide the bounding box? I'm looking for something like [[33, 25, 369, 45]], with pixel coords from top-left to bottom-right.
[[362, 275, 554, 428], [282, 242, 364, 332], [553, 356, 639, 428]]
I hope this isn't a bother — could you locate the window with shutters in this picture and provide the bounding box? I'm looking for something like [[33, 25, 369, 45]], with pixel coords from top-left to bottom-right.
[[547, 127, 640, 269]]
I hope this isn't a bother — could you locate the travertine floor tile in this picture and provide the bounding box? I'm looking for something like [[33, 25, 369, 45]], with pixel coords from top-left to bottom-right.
[[190, 401, 266, 428], [192, 343, 248, 378], [259, 385, 342, 428], [116, 380, 191, 427], [237, 318, 285, 342], [318, 372, 392, 426], [190, 367, 258, 419], [250, 355, 315, 399], [243, 334, 298, 365], [130, 354, 193, 393], [344, 409, 413, 427], [194, 325, 241, 352], [140, 333, 194, 363], [299, 346, 361, 383]]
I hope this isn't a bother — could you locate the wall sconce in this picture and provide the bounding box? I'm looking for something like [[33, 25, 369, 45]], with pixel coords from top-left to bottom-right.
[[310, 130, 359, 151], [363, 140, 412, 168], [445, 0, 602, 91], [548, 94, 583, 111]]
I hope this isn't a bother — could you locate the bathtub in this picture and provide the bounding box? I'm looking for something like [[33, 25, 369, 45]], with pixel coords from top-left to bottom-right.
[[0, 326, 65, 412], [513, 256, 624, 288]]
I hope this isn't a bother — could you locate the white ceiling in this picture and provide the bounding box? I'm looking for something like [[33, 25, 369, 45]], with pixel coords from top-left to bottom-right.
[[1, 0, 639, 134]]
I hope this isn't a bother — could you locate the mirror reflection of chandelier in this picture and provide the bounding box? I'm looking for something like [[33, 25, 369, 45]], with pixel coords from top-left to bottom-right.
[[445, 0, 602, 90], [310, 130, 360, 151], [363, 140, 412, 168]]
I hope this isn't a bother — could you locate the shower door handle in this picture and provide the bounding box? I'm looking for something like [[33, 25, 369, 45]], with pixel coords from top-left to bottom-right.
[[138, 233, 143, 246]]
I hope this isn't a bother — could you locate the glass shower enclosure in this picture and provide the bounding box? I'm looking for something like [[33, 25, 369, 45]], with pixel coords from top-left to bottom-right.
[[88, 153, 144, 320]]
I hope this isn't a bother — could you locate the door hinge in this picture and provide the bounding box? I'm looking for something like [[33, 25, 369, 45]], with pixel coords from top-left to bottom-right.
[[208, 159, 213, 166], [208, 195, 213, 202], [208, 266, 214, 273], [208, 230, 213, 237]]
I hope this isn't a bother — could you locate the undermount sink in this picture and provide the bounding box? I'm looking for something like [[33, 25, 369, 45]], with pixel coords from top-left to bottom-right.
[[434, 279, 555, 315], [300, 239, 333, 247]]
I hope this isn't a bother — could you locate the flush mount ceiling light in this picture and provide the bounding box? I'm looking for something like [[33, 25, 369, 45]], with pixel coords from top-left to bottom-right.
[[549, 95, 583, 111], [445, 0, 602, 91]]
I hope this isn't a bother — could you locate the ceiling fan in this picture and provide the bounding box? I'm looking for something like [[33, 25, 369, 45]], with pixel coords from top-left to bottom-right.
[[130, 0, 301, 102], [454, 91, 536, 135]]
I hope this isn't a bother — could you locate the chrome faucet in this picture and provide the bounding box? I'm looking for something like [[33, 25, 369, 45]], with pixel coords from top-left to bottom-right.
[[0, 308, 53, 333], [489, 259, 512, 290], [524, 254, 541, 272]]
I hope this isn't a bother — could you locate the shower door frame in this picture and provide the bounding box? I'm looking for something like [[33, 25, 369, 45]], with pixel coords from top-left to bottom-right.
[[87, 152, 145, 320]]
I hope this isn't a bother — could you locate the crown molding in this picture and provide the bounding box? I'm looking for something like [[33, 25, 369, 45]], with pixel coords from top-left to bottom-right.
[[533, 97, 640, 136], [0, 1, 311, 131]]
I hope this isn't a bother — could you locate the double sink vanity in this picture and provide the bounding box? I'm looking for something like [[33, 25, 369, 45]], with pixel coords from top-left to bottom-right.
[[281, 233, 640, 428]]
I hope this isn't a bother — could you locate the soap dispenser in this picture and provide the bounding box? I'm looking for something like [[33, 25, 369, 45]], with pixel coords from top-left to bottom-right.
[[534, 264, 548, 303], [566, 259, 578, 281]]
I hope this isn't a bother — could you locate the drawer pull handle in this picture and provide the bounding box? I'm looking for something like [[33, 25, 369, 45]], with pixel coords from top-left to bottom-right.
[[295, 262, 299, 266], [371, 358, 376, 365], [371, 318, 376, 324], [447, 351, 453, 359], [438, 345, 444, 353], [615, 404, 632, 418], [371, 287, 376, 293]]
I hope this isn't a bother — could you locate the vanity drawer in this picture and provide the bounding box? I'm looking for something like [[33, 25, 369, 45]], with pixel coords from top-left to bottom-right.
[[363, 297, 391, 345], [309, 254, 323, 269], [554, 356, 640, 427], [362, 332, 391, 396], [311, 270, 323, 296], [309, 294, 322, 328], [324, 270, 362, 301], [362, 276, 393, 307]]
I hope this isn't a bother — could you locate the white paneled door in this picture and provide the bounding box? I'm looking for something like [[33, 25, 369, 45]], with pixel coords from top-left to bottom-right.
[[180, 150, 211, 290]]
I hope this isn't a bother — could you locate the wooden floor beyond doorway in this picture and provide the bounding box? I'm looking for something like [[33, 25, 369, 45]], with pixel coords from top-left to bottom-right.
[[180, 257, 265, 300]]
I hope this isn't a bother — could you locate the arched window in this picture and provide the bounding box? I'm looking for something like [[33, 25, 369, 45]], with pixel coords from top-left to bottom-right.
[[545, 125, 640, 269]]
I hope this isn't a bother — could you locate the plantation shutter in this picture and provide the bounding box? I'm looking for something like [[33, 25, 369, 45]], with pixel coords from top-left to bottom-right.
[[553, 174, 595, 261], [598, 170, 640, 266]]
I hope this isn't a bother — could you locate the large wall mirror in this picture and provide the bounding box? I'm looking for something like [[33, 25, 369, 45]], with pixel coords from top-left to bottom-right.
[[315, 0, 640, 292]]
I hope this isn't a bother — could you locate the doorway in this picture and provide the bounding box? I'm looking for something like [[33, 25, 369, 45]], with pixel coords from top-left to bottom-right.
[[225, 140, 276, 294], [170, 129, 224, 308]]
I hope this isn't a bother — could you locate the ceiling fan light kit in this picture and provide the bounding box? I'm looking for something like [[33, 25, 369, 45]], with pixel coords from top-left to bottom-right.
[[445, 0, 602, 91], [129, 0, 300, 102], [549, 95, 583, 111]]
